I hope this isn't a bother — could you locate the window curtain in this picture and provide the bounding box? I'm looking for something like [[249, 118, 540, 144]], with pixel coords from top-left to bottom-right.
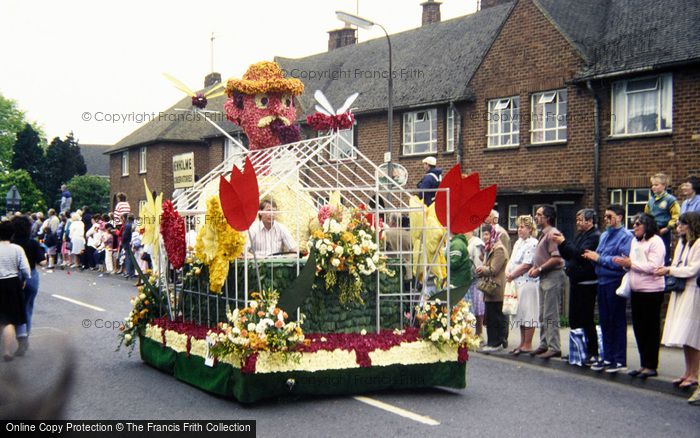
[[660, 74, 673, 130], [627, 89, 658, 134]]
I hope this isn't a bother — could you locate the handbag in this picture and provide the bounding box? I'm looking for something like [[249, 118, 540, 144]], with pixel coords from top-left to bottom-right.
[[616, 272, 631, 298], [664, 275, 686, 293], [665, 242, 690, 293], [477, 277, 499, 296], [502, 281, 519, 315]]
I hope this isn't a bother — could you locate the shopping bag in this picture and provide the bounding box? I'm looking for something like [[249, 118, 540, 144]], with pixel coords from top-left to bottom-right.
[[502, 281, 519, 315], [568, 328, 587, 366]]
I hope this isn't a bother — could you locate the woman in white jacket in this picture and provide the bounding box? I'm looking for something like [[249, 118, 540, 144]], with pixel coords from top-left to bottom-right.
[[655, 212, 700, 390], [68, 213, 85, 268]]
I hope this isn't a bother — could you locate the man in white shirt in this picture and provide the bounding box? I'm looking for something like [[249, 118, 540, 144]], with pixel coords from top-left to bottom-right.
[[248, 198, 297, 257]]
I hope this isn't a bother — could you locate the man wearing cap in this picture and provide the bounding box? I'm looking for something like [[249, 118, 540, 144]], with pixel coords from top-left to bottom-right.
[[417, 156, 442, 206], [224, 61, 305, 150]]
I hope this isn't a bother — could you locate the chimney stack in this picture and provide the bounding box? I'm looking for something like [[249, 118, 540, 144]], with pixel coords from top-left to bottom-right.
[[204, 72, 221, 88], [480, 0, 510, 10], [421, 0, 442, 26], [328, 25, 357, 51]]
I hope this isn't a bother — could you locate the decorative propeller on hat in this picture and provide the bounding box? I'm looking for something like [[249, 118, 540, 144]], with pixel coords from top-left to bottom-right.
[[163, 73, 226, 109], [306, 90, 359, 131]]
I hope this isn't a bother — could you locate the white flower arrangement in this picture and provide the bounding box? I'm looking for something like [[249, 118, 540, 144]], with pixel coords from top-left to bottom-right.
[[206, 290, 306, 364], [416, 299, 480, 351]]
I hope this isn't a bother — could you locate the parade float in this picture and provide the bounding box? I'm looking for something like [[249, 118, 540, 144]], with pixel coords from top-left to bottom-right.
[[118, 61, 496, 403]]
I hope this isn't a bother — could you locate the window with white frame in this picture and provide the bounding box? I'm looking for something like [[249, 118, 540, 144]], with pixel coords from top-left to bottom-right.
[[139, 146, 147, 173], [611, 74, 672, 136], [121, 151, 129, 176], [138, 200, 147, 217], [446, 107, 456, 152], [609, 188, 651, 228], [224, 135, 246, 169], [531, 90, 567, 143], [508, 205, 518, 230], [487, 97, 519, 147], [330, 127, 356, 161], [403, 109, 437, 155]]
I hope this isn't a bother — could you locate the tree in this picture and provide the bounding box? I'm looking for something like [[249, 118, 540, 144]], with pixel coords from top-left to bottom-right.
[[12, 123, 45, 181], [66, 174, 110, 213], [43, 132, 87, 208], [0, 94, 26, 171], [0, 169, 47, 213]]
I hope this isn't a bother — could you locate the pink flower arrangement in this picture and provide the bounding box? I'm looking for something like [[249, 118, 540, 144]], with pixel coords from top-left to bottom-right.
[[306, 112, 355, 132], [317, 204, 338, 224]]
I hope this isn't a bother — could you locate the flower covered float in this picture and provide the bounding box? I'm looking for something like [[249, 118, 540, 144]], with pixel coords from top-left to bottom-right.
[[122, 62, 498, 404]]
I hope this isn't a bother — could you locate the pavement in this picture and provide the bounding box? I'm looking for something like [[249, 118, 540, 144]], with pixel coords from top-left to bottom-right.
[[476, 322, 696, 398]]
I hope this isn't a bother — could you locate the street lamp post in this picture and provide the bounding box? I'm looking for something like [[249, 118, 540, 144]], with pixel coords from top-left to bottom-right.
[[336, 11, 393, 180]]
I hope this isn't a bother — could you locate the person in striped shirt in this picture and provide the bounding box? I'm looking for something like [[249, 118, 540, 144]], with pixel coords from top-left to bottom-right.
[[248, 198, 297, 258], [113, 192, 131, 227]]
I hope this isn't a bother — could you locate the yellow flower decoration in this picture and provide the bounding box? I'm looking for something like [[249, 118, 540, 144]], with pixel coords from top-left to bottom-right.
[[195, 196, 246, 293], [409, 196, 447, 283], [141, 180, 163, 264], [225, 61, 304, 96]]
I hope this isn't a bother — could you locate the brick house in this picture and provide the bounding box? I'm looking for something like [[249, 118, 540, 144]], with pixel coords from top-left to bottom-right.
[[108, 0, 700, 238], [274, 0, 700, 237]]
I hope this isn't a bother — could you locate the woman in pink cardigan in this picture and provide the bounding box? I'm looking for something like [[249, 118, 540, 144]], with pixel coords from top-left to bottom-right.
[[613, 213, 665, 378]]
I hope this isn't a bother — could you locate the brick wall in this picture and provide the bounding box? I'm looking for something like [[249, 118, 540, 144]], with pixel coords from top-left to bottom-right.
[[109, 141, 211, 214], [355, 107, 459, 192], [597, 66, 700, 201], [463, 0, 590, 199]]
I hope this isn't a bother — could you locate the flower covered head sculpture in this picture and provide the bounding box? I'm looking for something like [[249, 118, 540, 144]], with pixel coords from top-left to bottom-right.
[[224, 61, 304, 150]]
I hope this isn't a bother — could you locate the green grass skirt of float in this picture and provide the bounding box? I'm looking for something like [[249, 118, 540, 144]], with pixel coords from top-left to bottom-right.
[[139, 336, 467, 404]]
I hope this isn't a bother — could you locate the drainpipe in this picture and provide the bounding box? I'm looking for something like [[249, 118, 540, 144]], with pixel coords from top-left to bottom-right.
[[450, 101, 463, 165], [586, 80, 600, 214]]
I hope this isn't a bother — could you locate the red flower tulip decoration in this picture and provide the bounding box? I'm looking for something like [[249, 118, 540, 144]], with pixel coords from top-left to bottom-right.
[[434, 165, 497, 234], [219, 157, 260, 231], [160, 200, 186, 269]]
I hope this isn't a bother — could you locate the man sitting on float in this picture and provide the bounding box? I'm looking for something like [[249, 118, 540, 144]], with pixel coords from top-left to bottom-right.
[[248, 198, 297, 257]]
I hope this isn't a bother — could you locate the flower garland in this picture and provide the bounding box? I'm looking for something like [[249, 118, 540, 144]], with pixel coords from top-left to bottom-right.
[[415, 299, 480, 351], [160, 199, 186, 269], [117, 270, 161, 355], [308, 205, 393, 305], [207, 290, 306, 366], [194, 196, 246, 293], [144, 318, 467, 374]]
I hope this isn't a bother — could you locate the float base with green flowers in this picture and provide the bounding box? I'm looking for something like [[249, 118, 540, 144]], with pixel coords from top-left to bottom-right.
[[124, 277, 478, 403]]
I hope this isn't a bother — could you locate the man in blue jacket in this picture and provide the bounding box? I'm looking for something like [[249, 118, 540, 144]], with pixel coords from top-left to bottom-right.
[[417, 156, 442, 206], [583, 205, 633, 373]]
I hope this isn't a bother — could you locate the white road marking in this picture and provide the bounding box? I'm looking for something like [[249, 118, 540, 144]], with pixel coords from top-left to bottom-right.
[[52, 294, 105, 312], [353, 396, 440, 426], [28, 326, 69, 335]]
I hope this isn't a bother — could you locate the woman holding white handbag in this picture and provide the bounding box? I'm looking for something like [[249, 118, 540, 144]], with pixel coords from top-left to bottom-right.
[[505, 215, 539, 355]]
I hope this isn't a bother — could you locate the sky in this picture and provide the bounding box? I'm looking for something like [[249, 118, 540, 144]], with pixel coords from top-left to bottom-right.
[[0, 0, 478, 146]]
